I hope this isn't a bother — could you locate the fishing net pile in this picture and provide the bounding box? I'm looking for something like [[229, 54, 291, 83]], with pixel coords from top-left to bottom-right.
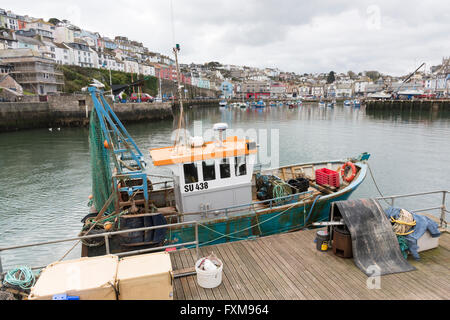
[[89, 109, 115, 214]]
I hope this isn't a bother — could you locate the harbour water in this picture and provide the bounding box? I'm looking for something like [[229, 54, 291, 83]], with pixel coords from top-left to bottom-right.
[[0, 103, 449, 269]]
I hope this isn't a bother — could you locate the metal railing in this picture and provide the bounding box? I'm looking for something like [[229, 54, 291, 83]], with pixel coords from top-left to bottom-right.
[[375, 190, 449, 227], [0, 190, 448, 274], [0, 220, 199, 274]]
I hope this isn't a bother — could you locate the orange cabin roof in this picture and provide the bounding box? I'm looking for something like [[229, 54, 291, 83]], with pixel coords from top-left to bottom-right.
[[149, 136, 257, 166]]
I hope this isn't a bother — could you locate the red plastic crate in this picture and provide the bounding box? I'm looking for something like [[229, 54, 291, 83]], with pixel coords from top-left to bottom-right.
[[315, 168, 340, 187]]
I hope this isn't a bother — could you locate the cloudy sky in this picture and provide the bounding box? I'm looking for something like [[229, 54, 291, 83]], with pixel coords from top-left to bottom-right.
[[7, 0, 450, 76]]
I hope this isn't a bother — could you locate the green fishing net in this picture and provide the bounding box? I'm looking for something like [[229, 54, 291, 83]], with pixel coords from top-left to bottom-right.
[[89, 108, 115, 214]]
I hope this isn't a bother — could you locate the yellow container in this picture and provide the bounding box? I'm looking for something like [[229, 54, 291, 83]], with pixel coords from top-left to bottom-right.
[[28, 255, 119, 300], [116, 252, 173, 300]]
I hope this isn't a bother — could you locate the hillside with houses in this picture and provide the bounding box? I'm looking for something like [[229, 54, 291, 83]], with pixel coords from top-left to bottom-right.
[[0, 8, 449, 101]]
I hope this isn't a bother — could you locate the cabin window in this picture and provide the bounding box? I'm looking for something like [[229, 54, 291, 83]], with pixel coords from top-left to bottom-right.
[[235, 156, 247, 176], [202, 160, 216, 181], [220, 158, 231, 179], [183, 163, 198, 184]]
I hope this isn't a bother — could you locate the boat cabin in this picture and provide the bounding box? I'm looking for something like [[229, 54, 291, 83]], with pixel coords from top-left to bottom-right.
[[150, 124, 257, 221]]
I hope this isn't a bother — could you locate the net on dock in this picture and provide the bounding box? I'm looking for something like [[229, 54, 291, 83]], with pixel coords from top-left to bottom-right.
[[89, 108, 115, 214]]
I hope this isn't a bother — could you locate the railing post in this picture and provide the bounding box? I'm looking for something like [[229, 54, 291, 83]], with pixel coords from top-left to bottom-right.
[[0, 253, 3, 274], [195, 222, 199, 261], [441, 191, 447, 227], [391, 198, 395, 207], [104, 235, 110, 254]]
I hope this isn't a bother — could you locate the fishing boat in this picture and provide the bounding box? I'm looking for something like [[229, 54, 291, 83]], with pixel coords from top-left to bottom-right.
[[318, 101, 325, 107], [255, 100, 265, 108], [269, 101, 276, 107], [239, 102, 247, 109], [79, 45, 370, 257], [219, 100, 227, 107], [353, 99, 361, 107], [80, 87, 371, 257], [344, 100, 353, 106]]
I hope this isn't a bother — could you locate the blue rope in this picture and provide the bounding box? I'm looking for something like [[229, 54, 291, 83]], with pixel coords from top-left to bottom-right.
[[304, 195, 321, 225], [4, 266, 36, 290]]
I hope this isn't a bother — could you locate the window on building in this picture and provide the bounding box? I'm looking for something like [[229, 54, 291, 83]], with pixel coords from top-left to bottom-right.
[[219, 158, 231, 179], [202, 160, 216, 181], [183, 163, 198, 184], [235, 156, 247, 176]]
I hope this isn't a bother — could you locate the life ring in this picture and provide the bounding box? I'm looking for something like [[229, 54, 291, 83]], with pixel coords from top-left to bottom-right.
[[341, 162, 356, 182]]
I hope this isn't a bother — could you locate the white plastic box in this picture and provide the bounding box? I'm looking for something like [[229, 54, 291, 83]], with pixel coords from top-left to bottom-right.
[[417, 230, 440, 252], [116, 252, 173, 300], [28, 255, 118, 300]]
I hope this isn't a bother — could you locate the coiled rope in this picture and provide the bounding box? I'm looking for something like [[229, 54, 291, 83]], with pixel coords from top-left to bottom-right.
[[3, 266, 36, 290]]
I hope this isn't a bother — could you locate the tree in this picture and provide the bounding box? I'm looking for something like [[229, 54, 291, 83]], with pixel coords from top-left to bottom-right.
[[365, 71, 381, 82], [326, 71, 335, 84], [48, 18, 61, 25], [347, 70, 356, 79]]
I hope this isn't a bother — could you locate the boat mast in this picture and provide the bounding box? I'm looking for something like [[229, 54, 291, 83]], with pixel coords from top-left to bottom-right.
[[173, 44, 186, 148]]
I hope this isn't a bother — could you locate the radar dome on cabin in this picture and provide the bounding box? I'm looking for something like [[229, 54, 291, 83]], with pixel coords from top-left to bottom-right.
[[149, 123, 257, 221]]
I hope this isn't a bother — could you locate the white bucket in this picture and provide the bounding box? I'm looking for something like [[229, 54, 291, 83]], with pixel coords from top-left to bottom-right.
[[195, 258, 223, 289]]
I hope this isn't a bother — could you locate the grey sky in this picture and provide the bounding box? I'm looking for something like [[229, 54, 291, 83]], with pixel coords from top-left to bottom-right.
[[6, 0, 450, 76]]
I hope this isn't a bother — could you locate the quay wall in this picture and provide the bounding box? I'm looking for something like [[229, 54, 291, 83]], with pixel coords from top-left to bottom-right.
[[0, 94, 174, 132], [365, 99, 450, 111]]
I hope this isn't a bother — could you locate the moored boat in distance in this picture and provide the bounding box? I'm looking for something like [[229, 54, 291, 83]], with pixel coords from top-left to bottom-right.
[[219, 100, 227, 107], [353, 99, 361, 107], [344, 99, 353, 106], [255, 100, 266, 108], [318, 101, 326, 107]]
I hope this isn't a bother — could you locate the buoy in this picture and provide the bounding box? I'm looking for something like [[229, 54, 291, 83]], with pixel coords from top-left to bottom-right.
[[88, 194, 93, 200], [103, 140, 109, 149], [104, 222, 113, 231]]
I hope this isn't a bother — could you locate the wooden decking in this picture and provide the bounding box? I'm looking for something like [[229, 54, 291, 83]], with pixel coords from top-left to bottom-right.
[[170, 227, 450, 300]]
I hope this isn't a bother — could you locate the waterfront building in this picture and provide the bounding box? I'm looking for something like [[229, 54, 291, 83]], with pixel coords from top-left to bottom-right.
[[54, 25, 75, 44], [220, 80, 234, 98], [139, 63, 155, 76], [311, 85, 324, 98], [0, 31, 18, 50], [100, 37, 117, 50], [335, 83, 353, 98], [298, 84, 311, 96], [123, 57, 139, 74], [25, 19, 55, 41], [0, 48, 64, 94], [270, 82, 286, 98], [66, 42, 95, 68], [54, 43, 72, 65], [353, 79, 371, 96], [241, 80, 270, 99]]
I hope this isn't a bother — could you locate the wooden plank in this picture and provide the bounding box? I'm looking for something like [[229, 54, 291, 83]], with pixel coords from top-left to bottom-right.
[[214, 243, 255, 300], [257, 235, 326, 299], [232, 241, 283, 299], [281, 168, 287, 180], [177, 249, 201, 300], [223, 242, 266, 300], [197, 245, 239, 300], [246, 238, 308, 299], [183, 248, 210, 301], [171, 251, 188, 300], [276, 233, 351, 299]]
